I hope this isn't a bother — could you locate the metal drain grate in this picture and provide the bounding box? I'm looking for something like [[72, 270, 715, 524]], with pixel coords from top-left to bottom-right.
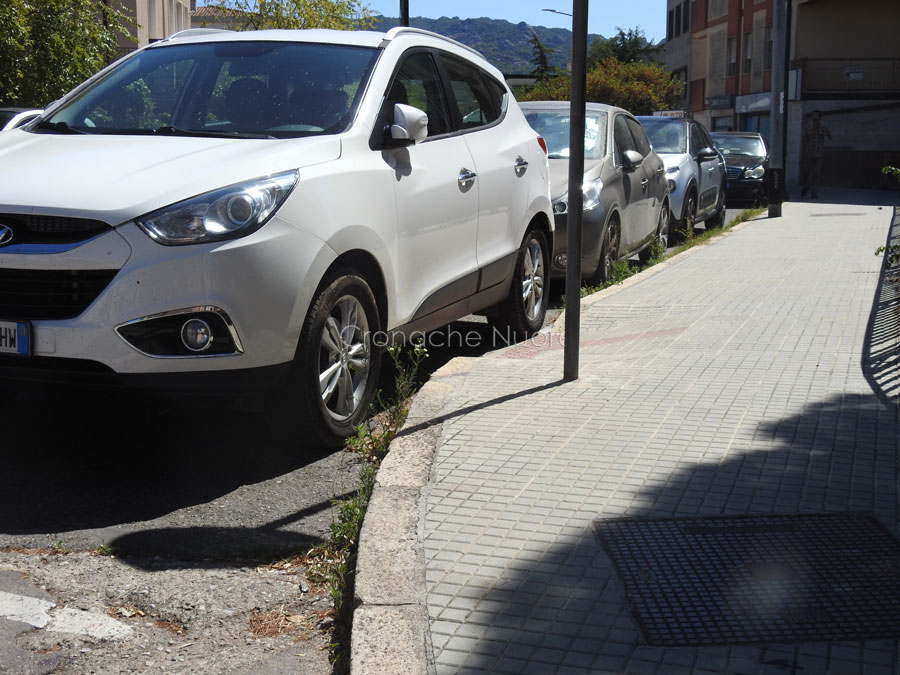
[[595, 513, 900, 646]]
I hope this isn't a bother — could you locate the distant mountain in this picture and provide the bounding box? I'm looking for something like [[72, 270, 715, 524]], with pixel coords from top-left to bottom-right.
[[372, 15, 603, 75]]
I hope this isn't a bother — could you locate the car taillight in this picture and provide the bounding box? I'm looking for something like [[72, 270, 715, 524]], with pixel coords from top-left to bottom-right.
[[537, 136, 548, 154]]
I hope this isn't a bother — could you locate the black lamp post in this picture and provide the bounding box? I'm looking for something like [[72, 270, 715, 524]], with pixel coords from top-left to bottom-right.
[[545, 3, 588, 382]]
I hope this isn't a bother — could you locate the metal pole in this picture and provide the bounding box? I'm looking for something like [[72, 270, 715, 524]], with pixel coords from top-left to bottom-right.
[[781, 0, 792, 194], [563, 0, 588, 382], [767, 0, 787, 217], [400, 0, 409, 27]]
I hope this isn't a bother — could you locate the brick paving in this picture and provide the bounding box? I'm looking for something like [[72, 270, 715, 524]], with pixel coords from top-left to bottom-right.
[[421, 193, 900, 674]]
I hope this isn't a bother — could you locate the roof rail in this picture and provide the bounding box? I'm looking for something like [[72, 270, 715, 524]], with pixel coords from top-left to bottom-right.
[[163, 28, 234, 42], [382, 26, 484, 59]]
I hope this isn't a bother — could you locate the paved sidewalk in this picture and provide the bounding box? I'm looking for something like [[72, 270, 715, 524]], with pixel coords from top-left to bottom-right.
[[353, 191, 900, 674]]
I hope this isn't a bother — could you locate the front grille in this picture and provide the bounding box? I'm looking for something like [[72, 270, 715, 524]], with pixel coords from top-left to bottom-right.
[[726, 166, 743, 180], [0, 268, 119, 320], [0, 213, 110, 245]]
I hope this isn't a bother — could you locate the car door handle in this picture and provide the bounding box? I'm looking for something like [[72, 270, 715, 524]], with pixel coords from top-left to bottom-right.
[[514, 156, 528, 176], [656, 166, 664, 176], [641, 178, 649, 190], [458, 168, 477, 187]]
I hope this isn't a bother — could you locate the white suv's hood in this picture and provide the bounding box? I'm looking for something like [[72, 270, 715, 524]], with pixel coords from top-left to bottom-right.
[[0, 131, 341, 224]]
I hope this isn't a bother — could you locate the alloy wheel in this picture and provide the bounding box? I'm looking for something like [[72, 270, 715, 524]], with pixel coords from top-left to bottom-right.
[[522, 237, 545, 322], [318, 294, 371, 421]]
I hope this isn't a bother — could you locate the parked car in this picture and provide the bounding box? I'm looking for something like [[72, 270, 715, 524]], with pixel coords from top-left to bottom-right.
[[0, 27, 553, 447], [0, 107, 42, 131], [520, 101, 669, 282], [711, 131, 769, 206], [637, 116, 727, 233]]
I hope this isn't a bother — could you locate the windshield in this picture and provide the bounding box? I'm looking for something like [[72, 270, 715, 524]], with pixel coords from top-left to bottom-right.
[[641, 119, 686, 154], [0, 111, 17, 127], [712, 134, 766, 156], [43, 41, 379, 138], [523, 109, 607, 159]]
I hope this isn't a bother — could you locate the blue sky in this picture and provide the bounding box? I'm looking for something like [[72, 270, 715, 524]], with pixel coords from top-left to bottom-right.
[[369, 0, 668, 43]]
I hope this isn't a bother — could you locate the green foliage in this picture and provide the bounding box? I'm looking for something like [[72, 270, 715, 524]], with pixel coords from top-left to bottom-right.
[[587, 26, 662, 68], [523, 57, 682, 115], [0, 0, 134, 107], [528, 29, 559, 81], [308, 340, 428, 670], [875, 166, 900, 265], [206, 0, 374, 30]]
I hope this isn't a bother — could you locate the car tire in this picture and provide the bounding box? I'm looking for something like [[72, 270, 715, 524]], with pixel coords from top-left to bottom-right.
[[590, 217, 621, 284], [490, 227, 549, 341], [265, 270, 381, 448], [640, 201, 669, 263], [706, 182, 727, 229], [676, 190, 697, 241]]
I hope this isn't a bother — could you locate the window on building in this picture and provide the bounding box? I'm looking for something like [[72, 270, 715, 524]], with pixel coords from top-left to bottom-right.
[[672, 68, 688, 99], [667, 10, 674, 41], [682, 1, 691, 33], [765, 25, 773, 70], [674, 4, 682, 37], [727, 36, 737, 77], [742, 31, 752, 74]]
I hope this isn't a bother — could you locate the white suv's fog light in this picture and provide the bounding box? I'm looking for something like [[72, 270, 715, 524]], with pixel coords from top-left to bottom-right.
[[181, 318, 213, 352]]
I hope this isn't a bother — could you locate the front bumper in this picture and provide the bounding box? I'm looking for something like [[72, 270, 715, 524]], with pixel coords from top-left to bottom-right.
[[0, 217, 332, 383], [549, 208, 606, 278], [725, 178, 767, 204]]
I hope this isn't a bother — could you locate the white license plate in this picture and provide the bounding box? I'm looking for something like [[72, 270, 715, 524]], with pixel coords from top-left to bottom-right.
[[0, 320, 30, 356]]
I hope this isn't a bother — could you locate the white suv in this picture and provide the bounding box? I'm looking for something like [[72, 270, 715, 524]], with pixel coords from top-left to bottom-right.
[[0, 27, 553, 446]]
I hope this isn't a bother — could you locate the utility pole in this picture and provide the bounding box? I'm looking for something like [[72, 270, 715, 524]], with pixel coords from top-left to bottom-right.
[[563, 0, 588, 382], [768, 0, 791, 217], [400, 0, 409, 27]]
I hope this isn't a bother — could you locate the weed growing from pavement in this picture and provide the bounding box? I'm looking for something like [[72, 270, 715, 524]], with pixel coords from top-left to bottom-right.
[[302, 340, 429, 672]]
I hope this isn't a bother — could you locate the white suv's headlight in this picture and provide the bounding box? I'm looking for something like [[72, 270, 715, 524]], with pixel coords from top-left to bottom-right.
[[744, 165, 765, 179], [136, 171, 299, 245]]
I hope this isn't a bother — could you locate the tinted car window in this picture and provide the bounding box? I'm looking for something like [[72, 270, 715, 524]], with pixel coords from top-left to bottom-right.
[[44, 41, 379, 137], [625, 116, 651, 156], [613, 114, 636, 165], [384, 51, 451, 137], [641, 118, 686, 153], [441, 55, 500, 129], [690, 123, 704, 154]]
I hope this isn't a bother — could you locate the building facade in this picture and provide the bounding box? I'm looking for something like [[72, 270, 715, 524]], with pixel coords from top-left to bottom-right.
[[665, 0, 900, 188], [116, 0, 193, 57]]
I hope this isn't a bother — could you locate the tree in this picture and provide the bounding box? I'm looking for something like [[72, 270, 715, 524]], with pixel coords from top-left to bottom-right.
[[587, 26, 662, 69], [205, 0, 374, 30], [522, 57, 682, 116], [528, 28, 559, 82], [0, 0, 134, 107]]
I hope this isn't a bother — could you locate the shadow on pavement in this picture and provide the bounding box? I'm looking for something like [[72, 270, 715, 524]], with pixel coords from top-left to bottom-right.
[[1, 388, 334, 542], [449, 390, 898, 673], [863, 206, 900, 405]]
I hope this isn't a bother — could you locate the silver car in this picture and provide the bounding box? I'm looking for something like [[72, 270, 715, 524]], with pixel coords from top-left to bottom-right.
[[521, 102, 670, 282], [637, 116, 727, 234]]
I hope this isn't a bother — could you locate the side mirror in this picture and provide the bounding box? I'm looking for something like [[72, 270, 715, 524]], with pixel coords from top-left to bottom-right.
[[697, 146, 719, 161], [622, 149, 644, 172], [388, 103, 428, 146]]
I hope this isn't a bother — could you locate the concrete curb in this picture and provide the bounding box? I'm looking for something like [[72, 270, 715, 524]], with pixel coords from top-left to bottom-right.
[[349, 212, 763, 673], [351, 359, 477, 674]]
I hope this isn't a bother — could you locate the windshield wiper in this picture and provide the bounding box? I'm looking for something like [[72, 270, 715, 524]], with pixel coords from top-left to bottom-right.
[[153, 125, 275, 140], [35, 120, 90, 135]]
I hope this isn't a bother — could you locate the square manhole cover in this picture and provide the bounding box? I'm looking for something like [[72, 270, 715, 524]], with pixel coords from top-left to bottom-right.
[[595, 513, 900, 646]]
